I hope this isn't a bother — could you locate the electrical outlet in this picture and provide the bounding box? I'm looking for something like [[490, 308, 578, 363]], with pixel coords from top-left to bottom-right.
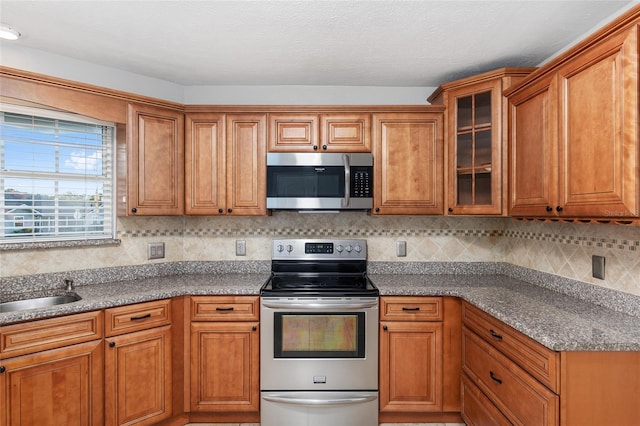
[[592, 255, 605, 280], [396, 241, 407, 257], [236, 240, 246, 256], [148, 242, 165, 260]]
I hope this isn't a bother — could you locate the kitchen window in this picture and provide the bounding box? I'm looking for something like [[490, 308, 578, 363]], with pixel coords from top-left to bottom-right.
[[0, 104, 116, 244]]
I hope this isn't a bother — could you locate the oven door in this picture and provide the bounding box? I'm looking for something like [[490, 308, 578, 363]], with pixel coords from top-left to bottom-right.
[[260, 297, 379, 391]]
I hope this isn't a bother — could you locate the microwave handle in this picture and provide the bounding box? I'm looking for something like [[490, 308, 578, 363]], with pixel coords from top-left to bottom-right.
[[342, 154, 350, 208]]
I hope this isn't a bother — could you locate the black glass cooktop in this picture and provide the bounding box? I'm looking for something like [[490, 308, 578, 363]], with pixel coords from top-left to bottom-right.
[[260, 273, 379, 297]]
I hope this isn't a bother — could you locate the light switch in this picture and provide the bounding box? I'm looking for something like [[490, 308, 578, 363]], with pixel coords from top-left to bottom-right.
[[396, 241, 407, 257], [592, 255, 605, 279]]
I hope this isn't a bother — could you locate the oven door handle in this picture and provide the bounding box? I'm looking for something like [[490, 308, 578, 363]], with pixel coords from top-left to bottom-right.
[[262, 394, 377, 407], [261, 300, 378, 310]]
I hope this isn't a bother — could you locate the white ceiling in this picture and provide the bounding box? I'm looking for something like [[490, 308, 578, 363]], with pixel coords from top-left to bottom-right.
[[0, 1, 637, 87]]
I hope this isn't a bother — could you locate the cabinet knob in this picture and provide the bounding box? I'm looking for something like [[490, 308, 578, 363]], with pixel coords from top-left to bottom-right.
[[313, 145, 318, 150], [322, 145, 327, 150], [556, 206, 563, 213], [375, 207, 380, 212], [252, 326, 257, 331], [109, 341, 116, 348], [383, 325, 388, 331], [227, 208, 233, 213], [448, 207, 454, 213], [131, 207, 137, 213], [218, 208, 223, 213], [0, 366, 5, 373], [546, 206, 553, 212]]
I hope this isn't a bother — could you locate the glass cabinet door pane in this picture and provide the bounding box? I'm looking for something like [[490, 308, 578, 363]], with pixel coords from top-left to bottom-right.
[[474, 91, 492, 126], [475, 130, 492, 167], [457, 133, 473, 169], [457, 96, 472, 129], [457, 174, 473, 205], [475, 173, 492, 205]]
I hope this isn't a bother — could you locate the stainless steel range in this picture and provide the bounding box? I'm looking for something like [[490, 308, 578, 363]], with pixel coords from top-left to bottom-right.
[[260, 238, 379, 426]]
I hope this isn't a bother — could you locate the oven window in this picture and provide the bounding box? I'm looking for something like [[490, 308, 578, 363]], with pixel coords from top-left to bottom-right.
[[274, 312, 365, 358]]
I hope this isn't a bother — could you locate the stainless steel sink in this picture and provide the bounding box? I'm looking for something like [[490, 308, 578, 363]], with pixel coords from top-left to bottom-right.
[[0, 292, 82, 313]]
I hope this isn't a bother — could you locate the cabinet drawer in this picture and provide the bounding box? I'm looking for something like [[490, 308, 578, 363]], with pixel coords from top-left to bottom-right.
[[0, 311, 103, 358], [462, 302, 559, 391], [380, 297, 443, 321], [105, 299, 171, 337], [462, 328, 558, 426], [461, 373, 511, 426], [191, 296, 259, 321]]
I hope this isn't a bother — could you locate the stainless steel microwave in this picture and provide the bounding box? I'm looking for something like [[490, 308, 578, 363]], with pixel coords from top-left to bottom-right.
[[266, 152, 373, 211]]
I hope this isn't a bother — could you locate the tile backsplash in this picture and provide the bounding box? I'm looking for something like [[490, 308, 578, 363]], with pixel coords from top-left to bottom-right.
[[1, 212, 638, 296]]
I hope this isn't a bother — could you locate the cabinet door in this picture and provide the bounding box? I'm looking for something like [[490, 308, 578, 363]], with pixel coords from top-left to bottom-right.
[[185, 113, 226, 215], [268, 113, 319, 152], [379, 321, 443, 412], [447, 80, 503, 215], [372, 113, 444, 214], [509, 75, 559, 217], [226, 114, 267, 215], [104, 325, 172, 426], [320, 113, 371, 152], [557, 26, 639, 218], [0, 340, 103, 426], [190, 322, 260, 413], [126, 103, 184, 215]]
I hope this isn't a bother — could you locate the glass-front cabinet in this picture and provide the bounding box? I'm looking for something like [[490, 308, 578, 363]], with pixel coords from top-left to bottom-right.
[[428, 68, 535, 215]]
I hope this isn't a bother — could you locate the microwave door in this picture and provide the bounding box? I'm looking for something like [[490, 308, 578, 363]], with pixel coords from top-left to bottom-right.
[[267, 165, 346, 210]]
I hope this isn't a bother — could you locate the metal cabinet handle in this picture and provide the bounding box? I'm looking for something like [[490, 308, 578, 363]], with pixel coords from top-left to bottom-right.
[[489, 329, 503, 340], [402, 307, 420, 311], [216, 306, 234, 311], [109, 341, 116, 348], [130, 313, 151, 321], [489, 371, 503, 384]]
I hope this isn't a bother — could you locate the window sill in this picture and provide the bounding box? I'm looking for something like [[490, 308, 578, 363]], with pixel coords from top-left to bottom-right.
[[0, 238, 121, 251]]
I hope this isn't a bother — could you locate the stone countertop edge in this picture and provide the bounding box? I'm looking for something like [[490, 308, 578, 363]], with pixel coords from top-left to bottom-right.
[[1, 261, 639, 352]]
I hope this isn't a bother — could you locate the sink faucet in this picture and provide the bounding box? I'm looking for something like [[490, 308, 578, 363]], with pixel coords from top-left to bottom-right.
[[65, 278, 74, 291]]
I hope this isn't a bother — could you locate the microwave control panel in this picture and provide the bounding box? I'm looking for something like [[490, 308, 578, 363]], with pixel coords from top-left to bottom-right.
[[352, 167, 372, 198]]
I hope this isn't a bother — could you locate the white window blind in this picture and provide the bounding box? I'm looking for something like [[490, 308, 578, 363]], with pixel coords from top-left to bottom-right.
[[1, 105, 116, 243]]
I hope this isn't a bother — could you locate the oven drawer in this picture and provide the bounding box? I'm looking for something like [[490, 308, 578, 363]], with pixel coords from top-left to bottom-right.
[[191, 296, 259, 321], [462, 327, 558, 426], [380, 296, 443, 321]]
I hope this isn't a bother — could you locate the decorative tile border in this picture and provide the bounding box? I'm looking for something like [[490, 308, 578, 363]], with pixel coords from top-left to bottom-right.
[[503, 229, 639, 252]]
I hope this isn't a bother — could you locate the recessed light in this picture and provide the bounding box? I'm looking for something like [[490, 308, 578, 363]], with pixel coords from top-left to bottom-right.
[[0, 24, 21, 41]]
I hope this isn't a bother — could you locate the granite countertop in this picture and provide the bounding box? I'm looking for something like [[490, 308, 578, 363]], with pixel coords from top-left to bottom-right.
[[2, 268, 639, 352]]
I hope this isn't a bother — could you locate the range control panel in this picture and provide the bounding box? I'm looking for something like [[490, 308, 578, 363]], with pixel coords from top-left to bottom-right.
[[272, 239, 367, 261]]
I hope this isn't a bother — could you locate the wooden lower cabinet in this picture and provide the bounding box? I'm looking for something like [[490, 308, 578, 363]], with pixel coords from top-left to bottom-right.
[[462, 302, 640, 426], [105, 325, 172, 426], [0, 339, 104, 426], [189, 296, 260, 421], [379, 297, 462, 423]]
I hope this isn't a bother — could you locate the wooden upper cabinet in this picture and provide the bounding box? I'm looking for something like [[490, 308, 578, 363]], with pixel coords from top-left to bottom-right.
[[125, 103, 184, 215], [508, 15, 639, 220], [185, 113, 226, 215], [557, 25, 638, 218], [509, 75, 558, 217], [185, 113, 267, 215], [372, 112, 444, 215], [268, 113, 370, 152], [429, 68, 535, 216], [226, 114, 267, 215]]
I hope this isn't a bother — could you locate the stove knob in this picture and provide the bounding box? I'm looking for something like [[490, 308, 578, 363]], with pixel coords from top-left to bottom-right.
[[354, 244, 362, 253], [276, 244, 284, 253], [336, 244, 344, 253], [286, 244, 293, 253], [345, 244, 353, 253]]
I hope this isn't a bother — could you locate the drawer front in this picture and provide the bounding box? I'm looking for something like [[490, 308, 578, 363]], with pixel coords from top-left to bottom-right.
[[191, 296, 259, 321], [380, 297, 443, 321], [105, 299, 171, 336], [0, 311, 103, 358], [462, 328, 558, 426], [461, 373, 511, 426], [462, 302, 559, 391]]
